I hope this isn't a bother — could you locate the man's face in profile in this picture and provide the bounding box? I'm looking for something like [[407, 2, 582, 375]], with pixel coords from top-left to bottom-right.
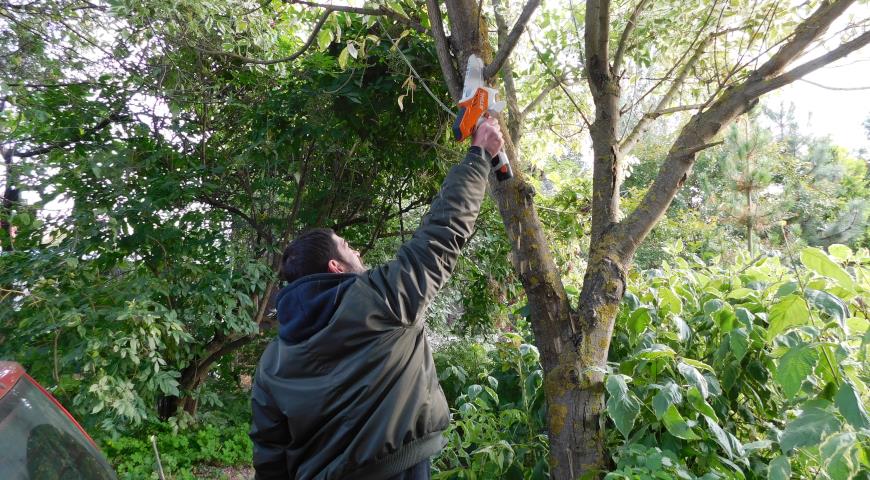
[[332, 233, 366, 274]]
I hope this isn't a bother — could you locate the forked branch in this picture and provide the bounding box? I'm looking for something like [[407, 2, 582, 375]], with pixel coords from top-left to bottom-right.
[[426, 0, 461, 101], [615, 0, 867, 259]]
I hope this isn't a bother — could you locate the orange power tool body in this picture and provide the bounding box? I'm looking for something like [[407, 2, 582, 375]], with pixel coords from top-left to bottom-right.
[[452, 55, 513, 182]]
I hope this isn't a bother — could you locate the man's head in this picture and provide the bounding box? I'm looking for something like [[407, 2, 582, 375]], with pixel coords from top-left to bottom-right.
[[279, 228, 365, 283]]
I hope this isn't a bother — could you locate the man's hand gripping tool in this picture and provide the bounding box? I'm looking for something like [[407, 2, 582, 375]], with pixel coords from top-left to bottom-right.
[[452, 55, 513, 182]]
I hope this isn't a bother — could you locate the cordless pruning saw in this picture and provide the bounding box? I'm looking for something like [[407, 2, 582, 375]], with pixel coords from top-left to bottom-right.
[[452, 54, 513, 182]]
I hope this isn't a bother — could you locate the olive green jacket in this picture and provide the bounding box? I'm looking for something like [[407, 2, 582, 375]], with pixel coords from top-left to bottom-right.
[[250, 147, 492, 480]]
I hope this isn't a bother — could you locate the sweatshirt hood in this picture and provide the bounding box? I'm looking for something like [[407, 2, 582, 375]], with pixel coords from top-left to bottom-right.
[[275, 273, 358, 344]]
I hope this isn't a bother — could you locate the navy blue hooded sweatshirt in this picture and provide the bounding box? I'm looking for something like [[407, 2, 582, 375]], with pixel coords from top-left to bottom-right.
[[276, 273, 357, 345]]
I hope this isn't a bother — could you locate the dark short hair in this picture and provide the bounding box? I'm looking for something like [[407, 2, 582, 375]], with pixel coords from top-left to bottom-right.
[[279, 228, 341, 283]]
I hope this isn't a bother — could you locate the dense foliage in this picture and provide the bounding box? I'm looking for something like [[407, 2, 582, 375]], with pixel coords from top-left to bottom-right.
[[431, 242, 869, 479], [2, 0, 868, 478]]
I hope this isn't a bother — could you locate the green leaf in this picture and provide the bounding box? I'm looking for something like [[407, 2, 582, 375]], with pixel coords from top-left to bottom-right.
[[801, 246, 855, 291], [827, 244, 852, 261], [729, 328, 749, 361], [678, 361, 709, 398], [681, 358, 714, 372], [653, 381, 682, 419], [744, 440, 773, 452], [658, 287, 682, 315], [767, 294, 810, 341], [704, 416, 733, 458], [779, 406, 841, 453], [635, 344, 677, 361], [15, 212, 32, 226], [662, 404, 701, 440], [467, 384, 483, 400], [387, 1, 408, 17], [673, 315, 691, 342], [703, 298, 725, 314], [627, 307, 651, 336], [338, 46, 349, 69], [805, 288, 849, 329], [775, 343, 817, 398], [605, 374, 641, 439], [715, 308, 737, 333], [735, 307, 754, 328], [688, 386, 718, 421], [767, 455, 791, 480], [820, 432, 859, 480], [316, 29, 332, 51], [776, 281, 799, 298], [834, 381, 870, 429], [727, 287, 755, 300]]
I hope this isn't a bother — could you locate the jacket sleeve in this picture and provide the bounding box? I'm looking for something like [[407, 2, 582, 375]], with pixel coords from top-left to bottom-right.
[[365, 147, 491, 324], [249, 372, 292, 480]]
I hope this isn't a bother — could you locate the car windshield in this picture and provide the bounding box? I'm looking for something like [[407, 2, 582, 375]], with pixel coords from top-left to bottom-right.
[[0, 375, 116, 480]]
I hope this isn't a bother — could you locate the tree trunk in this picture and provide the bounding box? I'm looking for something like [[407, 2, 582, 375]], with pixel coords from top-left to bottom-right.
[[157, 333, 258, 419], [434, 0, 868, 477], [439, 0, 582, 476]]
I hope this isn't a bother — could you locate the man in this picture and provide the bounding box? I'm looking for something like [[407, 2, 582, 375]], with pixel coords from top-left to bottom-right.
[[249, 118, 504, 479]]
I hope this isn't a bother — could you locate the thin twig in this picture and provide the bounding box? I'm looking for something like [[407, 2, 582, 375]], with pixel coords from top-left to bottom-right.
[[797, 78, 870, 90], [527, 32, 592, 129], [289, 1, 427, 33], [151, 436, 166, 480], [377, 19, 455, 118], [195, 8, 332, 65]]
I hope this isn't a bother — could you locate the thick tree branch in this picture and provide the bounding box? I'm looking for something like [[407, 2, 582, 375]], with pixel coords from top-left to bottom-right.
[[750, 0, 855, 81], [615, 0, 865, 259], [646, 103, 706, 118], [750, 29, 870, 96], [196, 9, 332, 65], [426, 0, 461, 101], [613, 0, 651, 74], [483, 0, 541, 79], [492, 0, 521, 139], [584, 0, 610, 92], [586, 0, 623, 242], [289, 0, 427, 33]]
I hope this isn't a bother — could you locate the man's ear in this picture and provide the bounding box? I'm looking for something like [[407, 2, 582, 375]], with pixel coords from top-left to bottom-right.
[[327, 259, 345, 273]]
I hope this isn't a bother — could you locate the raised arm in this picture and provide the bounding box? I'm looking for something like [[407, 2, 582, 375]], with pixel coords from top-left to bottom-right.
[[365, 119, 504, 324]]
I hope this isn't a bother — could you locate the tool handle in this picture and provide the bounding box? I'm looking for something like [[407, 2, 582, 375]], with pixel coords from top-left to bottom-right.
[[491, 150, 513, 182]]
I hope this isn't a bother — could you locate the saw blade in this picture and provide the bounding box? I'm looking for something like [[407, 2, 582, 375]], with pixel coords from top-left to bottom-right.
[[460, 54, 485, 102]]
